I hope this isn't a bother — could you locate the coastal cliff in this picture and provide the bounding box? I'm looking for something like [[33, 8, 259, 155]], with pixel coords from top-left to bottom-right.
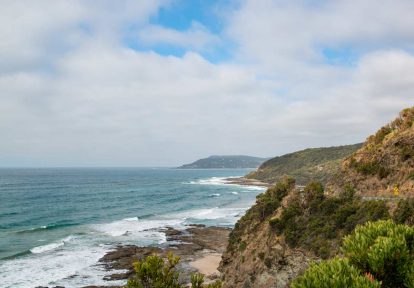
[[219, 178, 314, 288], [219, 106, 414, 287]]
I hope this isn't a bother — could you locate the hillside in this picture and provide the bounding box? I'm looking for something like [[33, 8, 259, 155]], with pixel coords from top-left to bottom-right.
[[219, 178, 397, 288], [245, 144, 362, 185], [219, 107, 414, 288], [177, 155, 268, 169], [327, 107, 414, 197]]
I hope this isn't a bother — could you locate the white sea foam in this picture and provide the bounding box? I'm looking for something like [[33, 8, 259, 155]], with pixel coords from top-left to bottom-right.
[[208, 193, 221, 197], [1, 236, 123, 288], [186, 176, 266, 191], [231, 192, 239, 195], [30, 242, 64, 254], [171, 206, 247, 225], [92, 217, 184, 243], [188, 176, 230, 185], [30, 235, 75, 254]]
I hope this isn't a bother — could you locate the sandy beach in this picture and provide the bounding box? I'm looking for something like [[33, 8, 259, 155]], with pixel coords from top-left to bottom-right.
[[190, 251, 222, 276]]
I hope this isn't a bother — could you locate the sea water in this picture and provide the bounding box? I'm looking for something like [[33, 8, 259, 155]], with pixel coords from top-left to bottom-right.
[[0, 168, 265, 288]]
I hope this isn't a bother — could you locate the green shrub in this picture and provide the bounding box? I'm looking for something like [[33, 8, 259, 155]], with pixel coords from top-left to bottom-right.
[[304, 181, 324, 204], [393, 198, 414, 225], [191, 274, 222, 288], [255, 176, 295, 220], [400, 145, 414, 161], [342, 220, 414, 288], [374, 126, 393, 144], [239, 241, 247, 251], [127, 252, 222, 288], [342, 201, 390, 233], [354, 161, 390, 179], [340, 183, 356, 200], [293, 221, 414, 288], [356, 161, 379, 175], [127, 252, 181, 288], [291, 257, 381, 288], [334, 202, 358, 229]]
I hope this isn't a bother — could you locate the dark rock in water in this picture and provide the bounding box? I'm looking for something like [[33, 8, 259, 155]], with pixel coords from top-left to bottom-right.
[[164, 226, 182, 236], [99, 245, 163, 280]]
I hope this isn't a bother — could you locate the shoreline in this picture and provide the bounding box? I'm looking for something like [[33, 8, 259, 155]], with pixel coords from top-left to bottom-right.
[[92, 225, 230, 288], [224, 176, 270, 187]]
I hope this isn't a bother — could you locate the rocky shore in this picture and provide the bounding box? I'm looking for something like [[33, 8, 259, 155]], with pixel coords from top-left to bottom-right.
[[99, 225, 230, 286], [36, 225, 230, 288], [224, 177, 269, 187]]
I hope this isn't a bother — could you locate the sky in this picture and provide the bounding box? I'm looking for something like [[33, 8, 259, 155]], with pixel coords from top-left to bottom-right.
[[1, 0, 414, 167]]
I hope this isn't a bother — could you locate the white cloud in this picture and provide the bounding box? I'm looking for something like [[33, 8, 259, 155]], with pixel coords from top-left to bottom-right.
[[0, 0, 414, 166]]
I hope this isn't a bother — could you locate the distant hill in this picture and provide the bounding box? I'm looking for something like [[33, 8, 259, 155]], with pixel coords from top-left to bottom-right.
[[177, 155, 268, 169], [328, 107, 414, 197], [246, 144, 362, 185]]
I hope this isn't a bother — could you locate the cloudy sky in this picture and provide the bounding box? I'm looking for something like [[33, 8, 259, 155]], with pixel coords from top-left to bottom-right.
[[1, 0, 414, 167]]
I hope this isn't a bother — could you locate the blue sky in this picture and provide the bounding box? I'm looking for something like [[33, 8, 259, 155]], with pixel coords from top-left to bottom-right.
[[0, 0, 414, 166], [123, 0, 235, 62]]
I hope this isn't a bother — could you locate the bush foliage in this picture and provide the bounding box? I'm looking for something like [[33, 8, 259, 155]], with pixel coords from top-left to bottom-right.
[[291, 257, 381, 288], [270, 182, 390, 258], [342, 220, 414, 288], [126, 252, 222, 288], [349, 159, 390, 179], [394, 198, 414, 225], [292, 220, 414, 288]]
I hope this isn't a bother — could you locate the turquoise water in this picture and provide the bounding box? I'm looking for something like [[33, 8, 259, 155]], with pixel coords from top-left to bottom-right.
[[0, 168, 265, 288]]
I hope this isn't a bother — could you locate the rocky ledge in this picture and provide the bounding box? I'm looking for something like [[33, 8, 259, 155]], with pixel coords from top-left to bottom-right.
[[225, 177, 269, 187]]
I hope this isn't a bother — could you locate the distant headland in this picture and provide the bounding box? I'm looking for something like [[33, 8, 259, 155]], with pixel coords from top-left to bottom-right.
[[177, 155, 269, 169]]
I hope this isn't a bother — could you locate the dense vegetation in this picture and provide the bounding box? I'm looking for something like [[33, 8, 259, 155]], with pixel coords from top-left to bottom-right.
[[269, 182, 390, 259], [126, 252, 221, 288], [246, 144, 362, 185], [177, 155, 268, 169], [292, 220, 414, 288], [227, 178, 401, 258]]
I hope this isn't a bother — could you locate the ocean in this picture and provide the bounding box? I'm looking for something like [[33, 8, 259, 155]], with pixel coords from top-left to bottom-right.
[[0, 168, 265, 288]]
